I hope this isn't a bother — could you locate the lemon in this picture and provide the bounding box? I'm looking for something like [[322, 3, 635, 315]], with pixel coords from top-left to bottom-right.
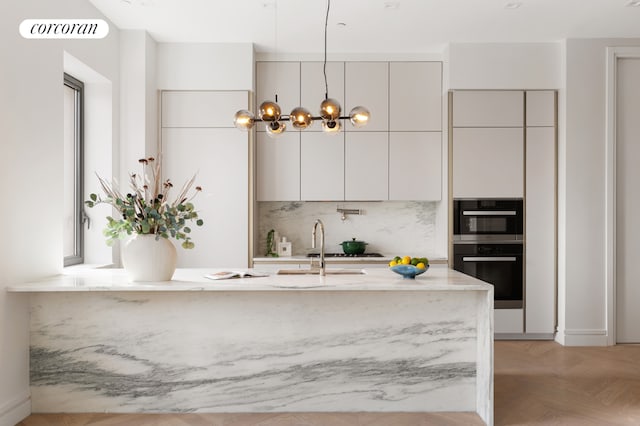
[[389, 260, 397, 267], [401, 256, 411, 265], [416, 262, 426, 269]]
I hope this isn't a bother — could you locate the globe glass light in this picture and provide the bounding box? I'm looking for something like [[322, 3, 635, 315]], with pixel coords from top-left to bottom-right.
[[349, 106, 370, 128], [320, 98, 341, 121], [290, 107, 313, 130], [321, 119, 341, 134], [266, 121, 286, 137], [259, 101, 281, 122], [233, 109, 255, 130]]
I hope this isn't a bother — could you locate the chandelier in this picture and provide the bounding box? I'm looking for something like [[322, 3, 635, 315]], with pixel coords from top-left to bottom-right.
[[233, 0, 370, 136]]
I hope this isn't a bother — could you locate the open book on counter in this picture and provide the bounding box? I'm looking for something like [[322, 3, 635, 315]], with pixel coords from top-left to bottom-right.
[[204, 270, 270, 280]]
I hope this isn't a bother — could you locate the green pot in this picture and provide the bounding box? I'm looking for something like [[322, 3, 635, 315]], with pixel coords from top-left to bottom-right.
[[340, 238, 368, 255]]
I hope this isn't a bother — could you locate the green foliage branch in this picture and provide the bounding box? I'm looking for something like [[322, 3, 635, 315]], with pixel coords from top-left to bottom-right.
[[85, 157, 204, 249]]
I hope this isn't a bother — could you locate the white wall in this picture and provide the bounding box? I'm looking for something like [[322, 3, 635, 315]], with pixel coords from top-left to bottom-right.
[[448, 43, 562, 89], [157, 43, 254, 90], [557, 38, 640, 346], [0, 1, 120, 424], [116, 30, 158, 267]]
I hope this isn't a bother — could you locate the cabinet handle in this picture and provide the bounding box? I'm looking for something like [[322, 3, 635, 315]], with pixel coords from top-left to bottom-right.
[[462, 211, 517, 216], [462, 256, 517, 262]]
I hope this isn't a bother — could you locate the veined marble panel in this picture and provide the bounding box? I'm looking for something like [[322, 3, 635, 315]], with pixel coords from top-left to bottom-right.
[[30, 291, 478, 413], [257, 201, 438, 257]]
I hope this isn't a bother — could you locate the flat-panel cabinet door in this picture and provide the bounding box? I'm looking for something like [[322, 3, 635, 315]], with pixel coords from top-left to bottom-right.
[[256, 132, 300, 201], [389, 132, 441, 201], [525, 127, 556, 334], [495, 309, 524, 334], [526, 91, 556, 127], [453, 128, 524, 198], [390, 62, 442, 131], [256, 62, 300, 127], [453, 91, 524, 127], [345, 62, 388, 132], [162, 128, 248, 268], [301, 62, 344, 131], [345, 132, 388, 200], [161, 91, 248, 128], [301, 132, 344, 201]]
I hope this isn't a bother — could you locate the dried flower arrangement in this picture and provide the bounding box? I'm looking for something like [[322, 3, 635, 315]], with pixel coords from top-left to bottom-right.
[[85, 157, 203, 249]]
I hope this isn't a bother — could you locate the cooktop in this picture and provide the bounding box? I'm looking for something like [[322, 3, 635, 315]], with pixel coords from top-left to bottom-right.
[[307, 253, 385, 258]]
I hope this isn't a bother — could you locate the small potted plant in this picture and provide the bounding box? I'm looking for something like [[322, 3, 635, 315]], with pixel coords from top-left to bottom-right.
[[85, 157, 203, 281]]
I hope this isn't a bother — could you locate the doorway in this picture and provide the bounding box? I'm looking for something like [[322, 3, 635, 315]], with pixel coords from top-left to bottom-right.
[[615, 56, 640, 343]]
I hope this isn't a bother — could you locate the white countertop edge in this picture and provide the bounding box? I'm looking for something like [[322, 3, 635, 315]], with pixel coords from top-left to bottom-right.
[[6, 266, 491, 293], [252, 256, 448, 264]]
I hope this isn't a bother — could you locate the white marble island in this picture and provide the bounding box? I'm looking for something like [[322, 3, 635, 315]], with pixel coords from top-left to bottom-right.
[[8, 266, 493, 425]]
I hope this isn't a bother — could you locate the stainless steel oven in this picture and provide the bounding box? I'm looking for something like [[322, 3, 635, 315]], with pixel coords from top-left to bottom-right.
[[453, 199, 523, 241], [453, 242, 523, 308], [453, 198, 524, 309]]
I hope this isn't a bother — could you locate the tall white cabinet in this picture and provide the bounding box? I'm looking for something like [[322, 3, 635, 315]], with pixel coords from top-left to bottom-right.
[[161, 91, 250, 268], [525, 91, 556, 336], [256, 61, 443, 202], [451, 90, 557, 338]]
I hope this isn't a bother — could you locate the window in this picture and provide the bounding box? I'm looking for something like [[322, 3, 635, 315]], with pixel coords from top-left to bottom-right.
[[63, 73, 84, 266]]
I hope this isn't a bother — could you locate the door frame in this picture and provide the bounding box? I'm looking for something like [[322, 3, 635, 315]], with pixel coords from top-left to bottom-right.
[[605, 47, 640, 345]]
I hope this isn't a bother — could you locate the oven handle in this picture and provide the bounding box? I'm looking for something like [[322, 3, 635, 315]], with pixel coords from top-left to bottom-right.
[[462, 211, 517, 216], [462, 256, 517, 262]]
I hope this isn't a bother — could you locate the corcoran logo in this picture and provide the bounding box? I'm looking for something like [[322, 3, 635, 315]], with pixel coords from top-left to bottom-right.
[[19, 19, 109, 39]]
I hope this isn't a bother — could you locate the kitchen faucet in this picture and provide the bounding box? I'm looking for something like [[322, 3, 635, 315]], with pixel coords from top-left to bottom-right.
[[311, 219, 326, 276]]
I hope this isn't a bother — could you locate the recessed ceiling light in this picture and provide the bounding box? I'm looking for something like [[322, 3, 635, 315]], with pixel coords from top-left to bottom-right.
[[504, 1, 523, 9], [626, 0, 640, 6]]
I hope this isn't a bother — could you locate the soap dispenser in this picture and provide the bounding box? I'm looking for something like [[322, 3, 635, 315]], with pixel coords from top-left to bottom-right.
[[277, 237, 292, 257]]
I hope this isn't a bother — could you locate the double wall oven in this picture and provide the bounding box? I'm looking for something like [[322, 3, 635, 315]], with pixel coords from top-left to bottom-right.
[[453, 199, 524, 309]]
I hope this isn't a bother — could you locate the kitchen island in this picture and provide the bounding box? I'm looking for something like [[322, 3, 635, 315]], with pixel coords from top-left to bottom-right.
[[8, 266, 493, 425]]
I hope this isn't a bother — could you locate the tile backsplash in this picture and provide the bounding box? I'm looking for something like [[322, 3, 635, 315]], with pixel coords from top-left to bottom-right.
[[257, 201, 439, 257]]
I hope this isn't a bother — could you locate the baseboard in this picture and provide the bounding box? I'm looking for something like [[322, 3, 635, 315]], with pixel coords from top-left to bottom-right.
[[559, 329, 609, 346], [0, 394, 31, 426], [495, 333, 555, 340]]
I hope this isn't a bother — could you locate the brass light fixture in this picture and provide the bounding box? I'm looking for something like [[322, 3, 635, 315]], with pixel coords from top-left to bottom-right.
[[234, 0, 370, 135]]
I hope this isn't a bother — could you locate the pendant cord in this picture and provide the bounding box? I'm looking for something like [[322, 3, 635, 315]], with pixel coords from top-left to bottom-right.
[[275, 0, 279, 103], [323, 0, 330, 100]]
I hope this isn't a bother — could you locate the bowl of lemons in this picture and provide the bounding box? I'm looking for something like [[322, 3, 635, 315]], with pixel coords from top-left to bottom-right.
[[389, 256, 429, 279]]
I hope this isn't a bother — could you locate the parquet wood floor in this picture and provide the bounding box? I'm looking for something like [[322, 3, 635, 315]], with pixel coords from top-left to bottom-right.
[[17, 341, 640, 425]]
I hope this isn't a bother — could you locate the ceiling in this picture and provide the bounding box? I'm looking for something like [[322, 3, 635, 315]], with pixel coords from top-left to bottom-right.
[[89, 0, 640, 54]]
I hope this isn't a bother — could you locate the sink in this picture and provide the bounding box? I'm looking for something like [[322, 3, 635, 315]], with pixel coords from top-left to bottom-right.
[[277, 268, 366, 275]]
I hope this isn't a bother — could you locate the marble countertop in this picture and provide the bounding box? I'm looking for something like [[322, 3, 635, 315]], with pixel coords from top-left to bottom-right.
[[7, 265, 490, 293]]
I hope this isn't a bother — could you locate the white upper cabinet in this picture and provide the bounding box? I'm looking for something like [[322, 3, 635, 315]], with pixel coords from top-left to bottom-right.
[[453, 127, 524, 198], [301, 132, 344, 201], [526, 91, 556, 127], [453, 91, 524, 127], [162, 91, 248, 128], [256, 132, 300, 201], [345, 132, 388, 200], [255, 61, 443, 201], [390, 62, 442, 131], [160, 90, 250, 268], [389, 132, 442, 201], [256, 62, 300, 129], [301, 62, 345, 131], [345, 62, 389, 132]]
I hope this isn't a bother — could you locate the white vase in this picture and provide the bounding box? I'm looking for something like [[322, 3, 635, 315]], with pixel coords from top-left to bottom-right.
[[121, 234, 177, 282]]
